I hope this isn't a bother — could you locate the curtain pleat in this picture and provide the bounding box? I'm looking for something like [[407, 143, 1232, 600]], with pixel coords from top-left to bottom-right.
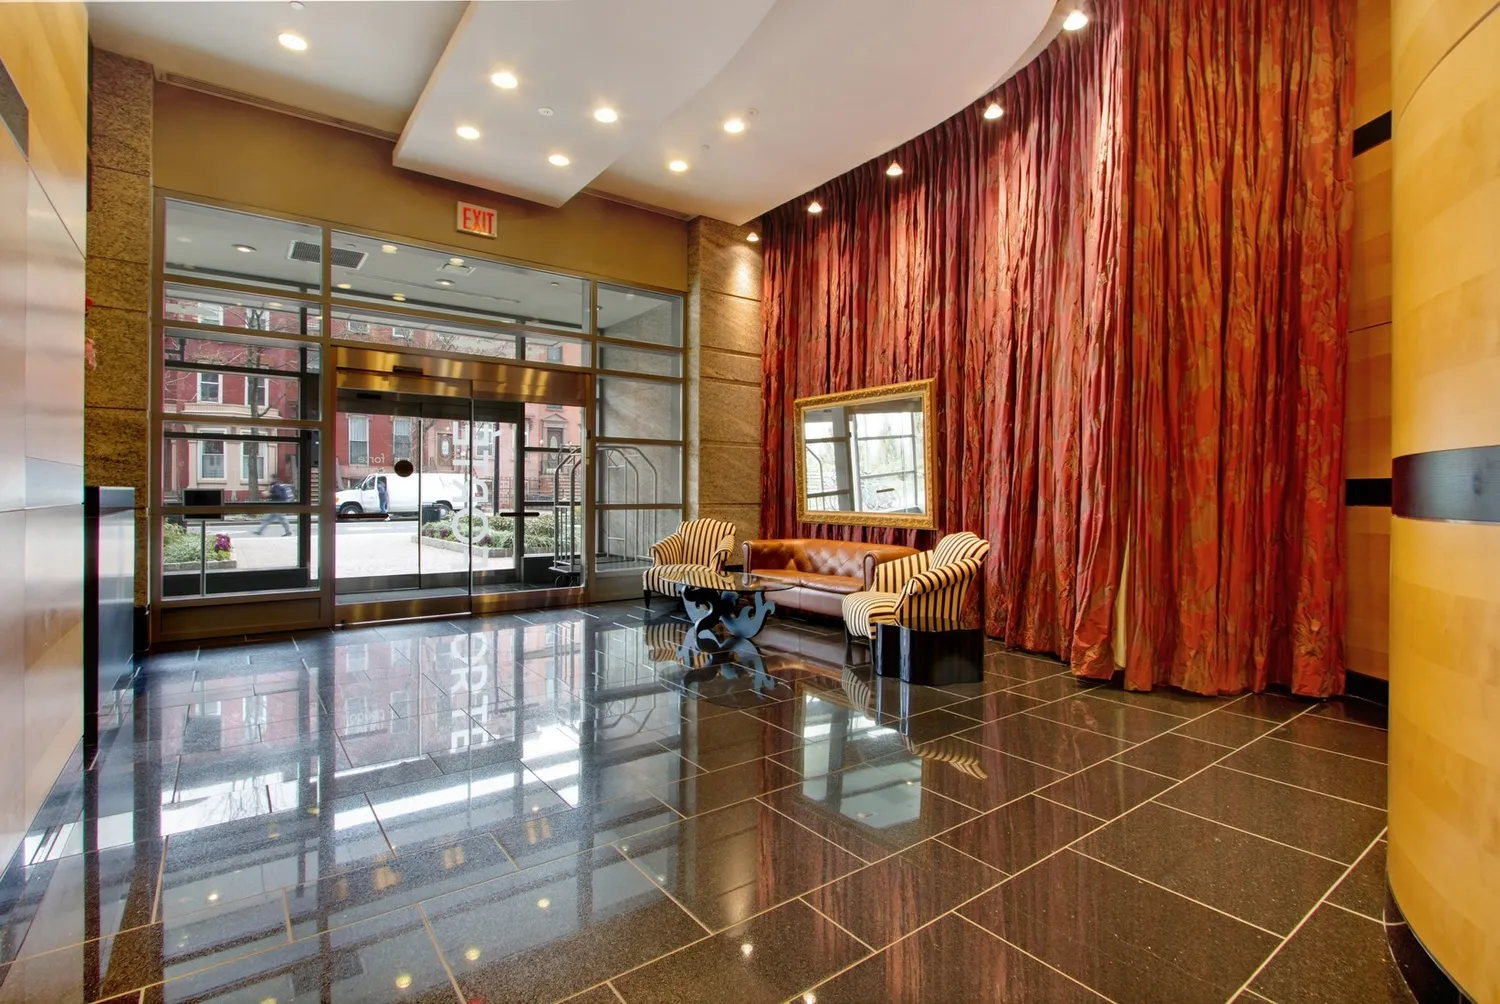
[[759, 0, 1351, 697]]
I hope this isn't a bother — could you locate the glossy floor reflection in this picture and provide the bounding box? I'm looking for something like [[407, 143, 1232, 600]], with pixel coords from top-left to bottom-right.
[[0, 603, 1405, 1003]]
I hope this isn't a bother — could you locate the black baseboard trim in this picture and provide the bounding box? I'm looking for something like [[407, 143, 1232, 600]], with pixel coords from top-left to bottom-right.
[[1344, 670, 1389, 705], [1385, 883, 1474, 1004], [1354, 111, 1392, 156]]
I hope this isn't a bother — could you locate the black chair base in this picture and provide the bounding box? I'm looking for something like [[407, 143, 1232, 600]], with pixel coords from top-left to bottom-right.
[[874, 623, 984, 685]]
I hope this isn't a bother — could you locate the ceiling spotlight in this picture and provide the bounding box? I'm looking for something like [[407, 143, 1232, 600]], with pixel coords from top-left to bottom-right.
[[392, 293, 406, 302], [668, 159, 688, 173], [1062, 9, 1089, 30], [456, 125, 480, 140], [336, 283, 352, 290], [723, 118, 745, 134], [490, 70, 518, 90], [886, 162, 903, 177], [267, 301, 282, 309], [435, 279, 454, 287], [746, 233, 760, 243], [448, 257, 464, 266], [548, 153, 570, 166], [232, 244, 256, 253], [549, 281, 559, 287], [381, 244, 398, 254], [807, 201, 822, 214], [593, 107, 619, 124], [277, 32, 307, 51], [288, 0, 303, 8], [983, 103, 1004, 120], [538, 106, 555, 117]]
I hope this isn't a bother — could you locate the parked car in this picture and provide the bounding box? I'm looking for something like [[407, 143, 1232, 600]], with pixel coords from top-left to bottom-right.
[[334, 472, 479, 518]]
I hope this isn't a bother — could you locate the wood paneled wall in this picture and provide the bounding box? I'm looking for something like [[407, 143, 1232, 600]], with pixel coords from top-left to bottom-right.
[[0, 3, 88, 871], [1387, 0, 1500, 999], [1344, 0, 1394, 682]]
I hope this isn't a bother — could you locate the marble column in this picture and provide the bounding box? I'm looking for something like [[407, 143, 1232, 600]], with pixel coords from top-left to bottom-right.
[[686, 217, 763, 554], [85, 49, 152, 609]]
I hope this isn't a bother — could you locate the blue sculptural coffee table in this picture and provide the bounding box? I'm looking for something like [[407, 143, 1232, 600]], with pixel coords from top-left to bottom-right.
[[656, 567, 793, 640]]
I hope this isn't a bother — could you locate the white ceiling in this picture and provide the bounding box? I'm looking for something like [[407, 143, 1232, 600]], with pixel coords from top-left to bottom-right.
[[88, 0, 1059, 224]]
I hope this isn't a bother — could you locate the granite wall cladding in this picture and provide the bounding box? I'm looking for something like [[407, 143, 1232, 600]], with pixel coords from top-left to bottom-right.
[[687, 217, 763, 551], [85, 49, 152, 606]]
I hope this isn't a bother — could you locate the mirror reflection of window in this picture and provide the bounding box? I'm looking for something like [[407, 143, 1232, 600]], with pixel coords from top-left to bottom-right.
[[798, 386, 929, 521]]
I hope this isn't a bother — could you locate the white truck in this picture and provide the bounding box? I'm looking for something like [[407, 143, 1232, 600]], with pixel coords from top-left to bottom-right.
[[334, 472, 482, 518]]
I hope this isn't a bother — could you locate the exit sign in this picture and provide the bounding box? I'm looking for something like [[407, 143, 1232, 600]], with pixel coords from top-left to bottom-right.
[[456, 201, 498, 238]]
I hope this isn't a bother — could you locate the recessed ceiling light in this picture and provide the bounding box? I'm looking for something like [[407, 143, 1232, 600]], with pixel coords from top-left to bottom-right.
[[491, 70, 518, 90], [593, 107, 618, 124], [336, 283, 352, 290], [538, 106, 554, 117], [807, 201, 822, 214], [1062, 9, 1089, 30], [448, 257, 465, 266], [983, 103, 1004, 120], [668, 159, 688, 172], [746, 233, 759, 243], [267, 301, 282, 308], [435, 279, 454, 287], [548, 153, 570, 166], [289, 0, 304, 8], [277, 32, 307, 51], [456, 125, 480, 140], [549, 281, 560, 287], [392, 293, 406, 301], [886, 162, 903, 177], [381, 244, 398, 254], [723, 118, 745, 134], [232, 244, 256, 253]]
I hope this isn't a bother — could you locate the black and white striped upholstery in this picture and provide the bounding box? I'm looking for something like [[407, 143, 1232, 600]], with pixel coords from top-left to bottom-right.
[[643, 518, 736, 596], [842, 531, 991, 638]]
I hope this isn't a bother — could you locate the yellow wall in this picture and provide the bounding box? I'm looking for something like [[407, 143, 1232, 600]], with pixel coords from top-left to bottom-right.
[[1388, 1, 1500, 999], [0, 2, 88, 869], [153, 83, 689, 292], [1344, 0, 1393, 682]]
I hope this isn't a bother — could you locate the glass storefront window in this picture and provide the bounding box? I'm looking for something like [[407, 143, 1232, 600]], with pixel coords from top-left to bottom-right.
[[597, 444, 682, 505], [161, 515, 320, 598], [162, 424, 315, 505], [164, 284, 322, 336], [597, 284, 682, 346], [164, 202, 324, 293], [163, 329, 321, 421], [597, 376, 682, 440], [330, 232, 589, 333], [597, 343, 682, 378]]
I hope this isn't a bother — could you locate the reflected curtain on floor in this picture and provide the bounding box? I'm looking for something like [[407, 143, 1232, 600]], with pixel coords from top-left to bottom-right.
[[759, 0, 1352, 696]]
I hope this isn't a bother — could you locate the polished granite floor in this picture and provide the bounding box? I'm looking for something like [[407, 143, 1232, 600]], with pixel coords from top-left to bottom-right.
[[0, 603, 1410, 1004]]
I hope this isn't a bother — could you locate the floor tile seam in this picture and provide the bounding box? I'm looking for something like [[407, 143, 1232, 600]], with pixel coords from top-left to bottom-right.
[[486, 830, 522, 872], [1080, 689, 1212, 722], [797, 895, 876, 952], [1015, 708, 1148, 746], [1261, 734, 1388, 767], [1213, 764, 1387, 813], [612, 840, 715, 936], [952, 729, 1116, 774], [931, 832, 1016, 876], [1305, 706, 1389, 734], [415, 901, 469, 1004], [794, 906, 967, 1001], [1148, 801, 1352, 866], [1225, 826, 1389, 1001], [279, 886, 294, 941], [1030, 790, 1111, 823], [1068, 847, 1288, 939], [1323, 899, 1385, 925], [1104, 756, 1205, 782], [750, 796, 887, 865], [607, 981, 628, 1003], [953, 912, 1124, 1004]]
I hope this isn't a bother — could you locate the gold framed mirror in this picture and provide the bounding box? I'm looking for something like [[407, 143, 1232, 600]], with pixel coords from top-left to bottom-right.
[[794, 378, 937, 530]]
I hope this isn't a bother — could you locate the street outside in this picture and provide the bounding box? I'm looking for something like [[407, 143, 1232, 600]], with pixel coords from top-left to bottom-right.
[[195, 517, 523, 579]]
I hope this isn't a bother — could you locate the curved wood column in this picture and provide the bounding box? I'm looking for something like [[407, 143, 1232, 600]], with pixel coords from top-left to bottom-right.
[[1388, 1, 1500, 1000]]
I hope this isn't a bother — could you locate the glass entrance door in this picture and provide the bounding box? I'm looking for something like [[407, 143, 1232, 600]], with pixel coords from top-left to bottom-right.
[[333, 387, 478, 609], [331, 355, 592, 622]]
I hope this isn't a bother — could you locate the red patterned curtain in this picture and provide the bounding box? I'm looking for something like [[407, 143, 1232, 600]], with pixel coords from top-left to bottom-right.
[[1124, 0, 1353, 695], [759, 0, 1352, 697]]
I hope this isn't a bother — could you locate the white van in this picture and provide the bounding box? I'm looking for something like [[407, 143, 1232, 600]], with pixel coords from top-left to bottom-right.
[[334, 472, 479, 518]]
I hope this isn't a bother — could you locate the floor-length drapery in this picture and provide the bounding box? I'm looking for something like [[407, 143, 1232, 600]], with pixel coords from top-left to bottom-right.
[[759, 0, 1352, 697], [1124, 0, 1352, 695]]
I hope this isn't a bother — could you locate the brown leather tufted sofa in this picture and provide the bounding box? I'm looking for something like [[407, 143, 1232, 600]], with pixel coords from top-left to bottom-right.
[[742, 539, 920, 618]]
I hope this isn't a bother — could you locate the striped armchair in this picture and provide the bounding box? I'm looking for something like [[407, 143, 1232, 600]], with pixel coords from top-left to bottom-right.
[[642, 518, 737, 601], [841, 531, 991, 638]]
